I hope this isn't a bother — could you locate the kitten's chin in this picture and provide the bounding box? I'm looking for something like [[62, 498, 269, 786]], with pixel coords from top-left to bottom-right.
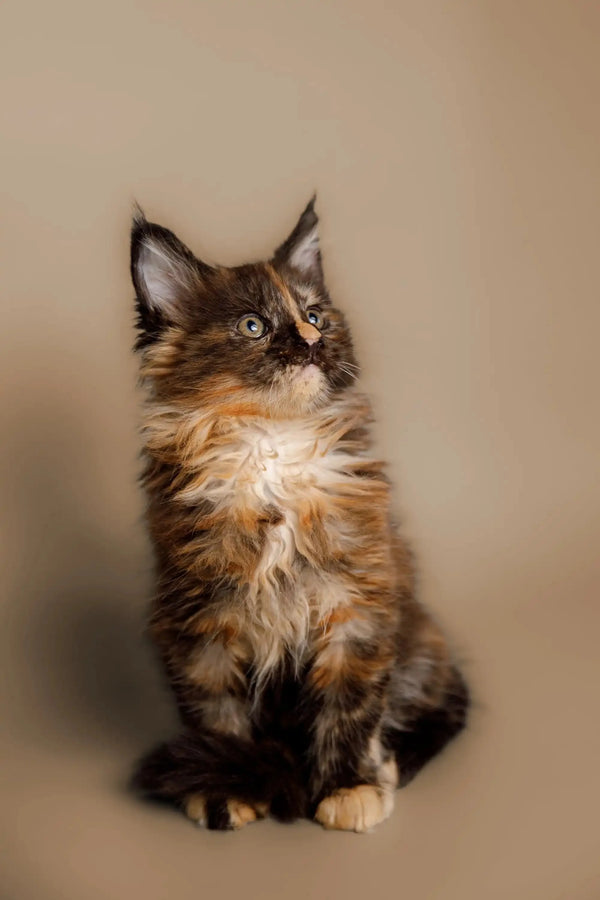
[[294, 363, 322, 389], [266, 364, 329, 416]]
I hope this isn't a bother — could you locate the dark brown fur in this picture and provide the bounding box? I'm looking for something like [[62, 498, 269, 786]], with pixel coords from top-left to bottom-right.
[[130, 198, 469, 831]]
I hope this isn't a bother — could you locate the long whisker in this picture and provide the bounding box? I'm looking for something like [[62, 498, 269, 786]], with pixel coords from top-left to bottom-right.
[[337, 363, 358, 380]]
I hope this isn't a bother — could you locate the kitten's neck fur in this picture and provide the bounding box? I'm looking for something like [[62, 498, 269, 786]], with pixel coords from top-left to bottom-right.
[[141, 385, 386, 689]]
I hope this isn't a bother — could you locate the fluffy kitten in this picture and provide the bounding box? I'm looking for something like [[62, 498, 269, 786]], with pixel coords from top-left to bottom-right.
[[130, 198, 468, 832]]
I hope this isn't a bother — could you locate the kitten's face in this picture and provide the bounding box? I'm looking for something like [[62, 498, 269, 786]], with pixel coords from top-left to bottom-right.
[[131, 199, 358, 417]]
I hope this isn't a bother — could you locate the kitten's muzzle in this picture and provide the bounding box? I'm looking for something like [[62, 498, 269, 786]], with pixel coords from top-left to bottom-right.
[[296, 321, 323, 366]]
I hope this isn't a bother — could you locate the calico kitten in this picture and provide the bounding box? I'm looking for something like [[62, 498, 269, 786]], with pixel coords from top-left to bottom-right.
[[130, 198, 469, 832]]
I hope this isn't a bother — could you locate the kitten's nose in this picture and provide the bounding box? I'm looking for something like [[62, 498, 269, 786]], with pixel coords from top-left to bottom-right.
[[296, 321, 321, 346]]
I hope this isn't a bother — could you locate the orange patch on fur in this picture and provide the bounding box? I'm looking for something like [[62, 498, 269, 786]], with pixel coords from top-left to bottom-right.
[[296, 321, 321, 344], [192, 615, 240, 644], [264, 264, 301, 321], [310, 653, 389, 691], [214, 402, 263, 418], [318, 606, 365, 630]]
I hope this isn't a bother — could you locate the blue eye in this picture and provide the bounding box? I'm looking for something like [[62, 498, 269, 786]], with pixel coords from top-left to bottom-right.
[[307, 309, 323, 328], [237, 314, 266, 337]]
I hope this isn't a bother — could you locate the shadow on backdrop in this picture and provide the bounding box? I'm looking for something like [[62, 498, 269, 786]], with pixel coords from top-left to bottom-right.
[[4, 397, 176, 768]]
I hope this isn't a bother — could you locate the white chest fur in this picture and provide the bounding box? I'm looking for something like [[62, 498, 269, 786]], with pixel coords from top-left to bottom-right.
[[176, 416, 365, 679], [179, 417, 356, 520]]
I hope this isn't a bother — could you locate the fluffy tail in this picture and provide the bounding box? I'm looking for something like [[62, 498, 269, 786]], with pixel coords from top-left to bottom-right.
[[131, 731, 307, 822]]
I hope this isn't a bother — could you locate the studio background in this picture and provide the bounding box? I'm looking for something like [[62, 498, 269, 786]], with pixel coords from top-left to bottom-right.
[[1, 1, 599, 898]]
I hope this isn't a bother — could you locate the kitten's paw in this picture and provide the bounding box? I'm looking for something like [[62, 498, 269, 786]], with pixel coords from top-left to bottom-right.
[[226, 799, 266, 829], [314, 785, 394, 833], [185, 793, 209, 826], [184, 794, 267, 830]]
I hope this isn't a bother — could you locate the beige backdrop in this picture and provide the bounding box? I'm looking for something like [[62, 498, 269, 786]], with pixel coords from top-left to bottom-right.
[[1, 1, 599, 898]]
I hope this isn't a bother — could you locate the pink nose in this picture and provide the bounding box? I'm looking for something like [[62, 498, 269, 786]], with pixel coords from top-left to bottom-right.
[[296, 321, 321, 346]]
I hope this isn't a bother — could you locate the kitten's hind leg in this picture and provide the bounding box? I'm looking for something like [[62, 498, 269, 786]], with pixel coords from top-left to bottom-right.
[[384, 665, 469, 786]]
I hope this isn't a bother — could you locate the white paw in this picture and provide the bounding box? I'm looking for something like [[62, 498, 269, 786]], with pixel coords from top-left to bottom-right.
[[314, 784, 394, 833], [185, 793, 208, 826], [184, 794, 266, 830], [226, 799, 262, 829]]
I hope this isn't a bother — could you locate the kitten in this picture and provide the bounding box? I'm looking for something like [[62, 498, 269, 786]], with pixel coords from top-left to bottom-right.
[[130, 197, 469, 832]]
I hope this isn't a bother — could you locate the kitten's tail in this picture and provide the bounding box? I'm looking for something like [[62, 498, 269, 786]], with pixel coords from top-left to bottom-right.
[[131, 731, 307, 822]]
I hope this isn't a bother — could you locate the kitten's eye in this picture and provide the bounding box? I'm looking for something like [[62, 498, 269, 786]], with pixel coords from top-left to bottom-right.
[[307, 309, 324, 328], [237, 314, 266, 338]]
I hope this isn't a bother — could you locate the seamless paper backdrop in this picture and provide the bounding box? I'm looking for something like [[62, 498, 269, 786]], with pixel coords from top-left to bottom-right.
[[1, 1, 599, 899]]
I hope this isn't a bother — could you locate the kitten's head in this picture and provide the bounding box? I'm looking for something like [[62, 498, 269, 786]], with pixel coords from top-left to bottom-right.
[[130, 198, 358, 417]]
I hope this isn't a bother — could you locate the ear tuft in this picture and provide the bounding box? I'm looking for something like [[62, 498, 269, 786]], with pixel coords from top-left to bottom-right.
[[132, 200, 147, 230], [272, 195, 323, 283]]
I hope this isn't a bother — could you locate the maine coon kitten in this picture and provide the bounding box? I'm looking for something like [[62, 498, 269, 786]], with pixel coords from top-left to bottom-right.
[[130, 198, 469, 832]]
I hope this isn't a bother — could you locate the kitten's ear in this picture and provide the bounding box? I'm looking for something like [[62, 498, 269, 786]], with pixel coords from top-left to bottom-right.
[[130, 206, 212, 341], [272, 195, 323, 283]]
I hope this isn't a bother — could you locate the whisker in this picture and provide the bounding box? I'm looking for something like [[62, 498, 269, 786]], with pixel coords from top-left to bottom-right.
[[337, 363, 358, 380]]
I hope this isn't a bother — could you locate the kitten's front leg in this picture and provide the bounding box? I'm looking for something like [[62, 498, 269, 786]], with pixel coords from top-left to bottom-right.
[[167, 627, 267, 830], [307, 616, 398, 832]]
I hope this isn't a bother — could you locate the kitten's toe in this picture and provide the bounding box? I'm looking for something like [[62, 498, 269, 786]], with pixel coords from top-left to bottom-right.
[[185, 793, 208, 826], [314, 785, 393, 833], [184, 794, 266, 830], [226, 799, 261, 829]]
